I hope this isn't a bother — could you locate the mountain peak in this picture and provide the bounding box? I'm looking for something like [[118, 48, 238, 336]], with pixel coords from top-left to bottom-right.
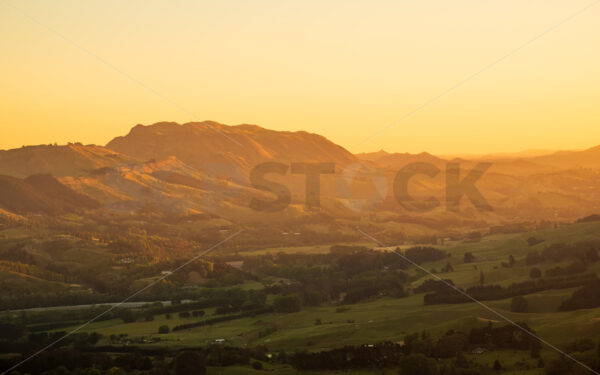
[[106, 121, 356, 172]]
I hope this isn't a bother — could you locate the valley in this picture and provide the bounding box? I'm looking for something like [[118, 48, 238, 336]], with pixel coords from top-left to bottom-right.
[[1, 212, 600, 374]]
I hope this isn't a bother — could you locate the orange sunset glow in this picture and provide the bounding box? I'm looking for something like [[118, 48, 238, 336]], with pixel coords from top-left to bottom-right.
[[1, 0, 599, 154], [2, 3, 600, 375]]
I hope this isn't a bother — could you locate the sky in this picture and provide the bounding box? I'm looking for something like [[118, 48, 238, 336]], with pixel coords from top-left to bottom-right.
[[1, 0, 599, 155]]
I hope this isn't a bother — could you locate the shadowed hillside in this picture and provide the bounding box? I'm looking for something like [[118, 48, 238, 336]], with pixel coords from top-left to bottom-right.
[[0, 174, 99, 214], [24, 174, 100, 210]]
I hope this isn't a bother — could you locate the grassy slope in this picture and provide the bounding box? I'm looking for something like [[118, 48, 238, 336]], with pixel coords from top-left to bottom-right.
[[411, 221, 600, 288], [63, 289, 600, 353]]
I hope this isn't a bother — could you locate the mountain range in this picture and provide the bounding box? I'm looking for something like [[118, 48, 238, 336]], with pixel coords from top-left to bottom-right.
[[1, 121, 599, 230]]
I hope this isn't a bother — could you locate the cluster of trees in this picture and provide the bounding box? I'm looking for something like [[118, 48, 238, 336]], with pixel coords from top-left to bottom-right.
[[500, 255, 516, 269], [468, 322, 541, 351], [526, 241, 599, 266], [559, 280, 600, 311], [341, 273, 408, 303], [0, 242, 36, 264], [145, 289, 266, 317], [291, 323, 540, 373], [0, 323, 104, 357], [403, 323, 540, 360], [545, 261, 586, 277], [403, 330, 470, 359], [530, 267, 542, 279], [404, 247, 448, 265], [171, 307, 273, 332], [273, 294, 302, 313], [175, 310, 205, 318], [8, 305, 125, 332], [424, 273, 598, 305], [290, 342, 404, 370], [545, 338, 600, 374], [414, 279, 455, 294], [510, 296, 529, 313], [246, 245, 421, 306], [1, 344, 271, 375]]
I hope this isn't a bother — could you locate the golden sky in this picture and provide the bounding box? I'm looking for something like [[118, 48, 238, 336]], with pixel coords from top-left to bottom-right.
[[1, 0, 599, 154]]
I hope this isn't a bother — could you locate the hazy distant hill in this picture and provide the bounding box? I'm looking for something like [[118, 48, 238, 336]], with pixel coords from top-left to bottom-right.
[[529, 145, 600, 169], [441, 149, 556, 160], [0, 174, 99, 214], [356, 150, 390, 162], [357, 150, 447, 169], [106, 121, 357, 173]]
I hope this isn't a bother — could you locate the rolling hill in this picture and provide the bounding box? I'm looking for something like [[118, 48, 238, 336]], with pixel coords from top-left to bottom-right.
[[0, 174, 99, 214], [529, 145, 600, 169], [0, 143, 138, 178]]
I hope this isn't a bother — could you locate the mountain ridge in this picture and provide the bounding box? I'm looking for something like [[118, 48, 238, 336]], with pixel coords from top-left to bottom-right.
[[0, 121, 598, 225], [106, 121, 357, 172]]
